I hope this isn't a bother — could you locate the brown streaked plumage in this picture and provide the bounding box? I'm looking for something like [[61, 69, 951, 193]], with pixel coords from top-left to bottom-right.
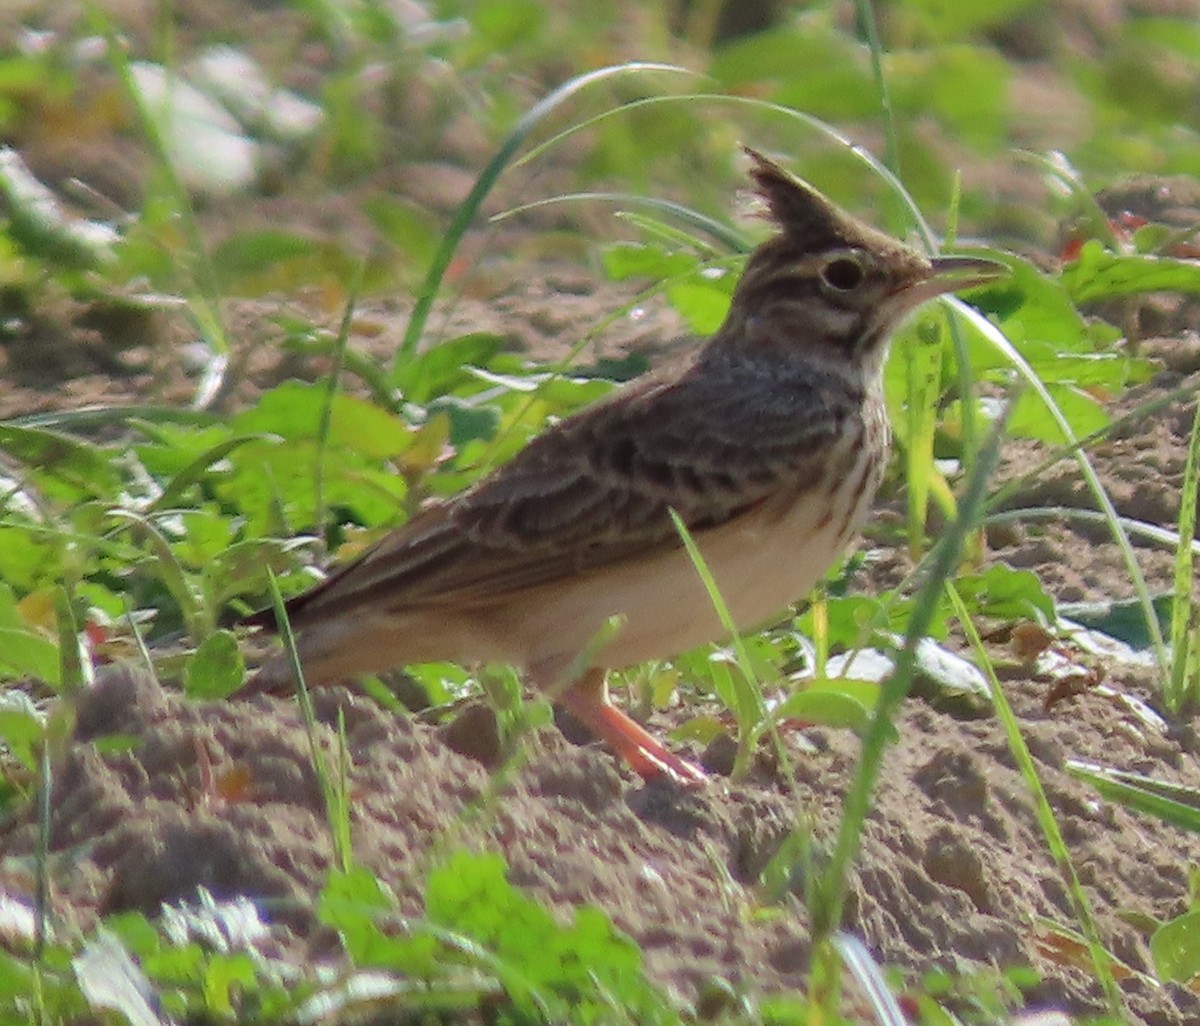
[[239, 148, 1003, 785]]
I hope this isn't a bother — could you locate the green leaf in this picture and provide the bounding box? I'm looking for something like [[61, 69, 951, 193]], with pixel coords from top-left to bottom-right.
[[900, 0, 1039, 41], [319, 864, 437, 972], [149, 434, 265, 511], [713, 21, 878, 121], [1006, 384, 1108, 445], [0, 626, 60, 687], [206, 538, 314, 606], [1152, 910, 1200, 984], [183, 630, 244, 699], [424, 850, 667, 1021], [1059, 595, 1173, 651], [392, 333, 505, 405], [1067, 760, 1200, 834], [0, 688, 45, 769], [602, 242, 700, 281], [773, 679, 878, 731], [1062, 241, 1200, 303], [665, 277, 733, 335], [889, 45, 1011, 151], [953, 565, 1055, 622], [0, 424, 121, 497], [233, 382, 411, 458]]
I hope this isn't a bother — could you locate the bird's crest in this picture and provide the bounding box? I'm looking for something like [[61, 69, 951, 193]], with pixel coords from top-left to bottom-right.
[[742, 146, 881, 252]]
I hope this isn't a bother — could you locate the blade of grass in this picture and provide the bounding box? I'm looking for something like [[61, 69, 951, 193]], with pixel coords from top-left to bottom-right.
[[314, 263, 364, 545], [951, 299, 1169, 674], [108, 508, 206, 640], [4, 406, 223, 432], [901, 317, 945, 558], [668, 509, 767, 780], [34, 739, 51, 961], [265, 568, 353, 872], [987, 505, 1200, 557], [949, 585, 1122, 1015], [512, 92, 937, 250], [833, 932, 907, 1026], [1166, 392, 1200, 711], [1067, 760, 1200, 834], [394, 62, 692, 372], [853, 0, 901, 186], [491, 192, 749, 252], [87, 6, 230, 408], [811, 386, 1009, 941]]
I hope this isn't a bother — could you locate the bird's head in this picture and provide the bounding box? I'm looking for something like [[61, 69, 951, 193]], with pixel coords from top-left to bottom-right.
[[719, 148, 1002, 374]]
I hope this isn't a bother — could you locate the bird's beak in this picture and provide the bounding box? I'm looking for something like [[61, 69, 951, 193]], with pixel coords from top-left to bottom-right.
[[901, 254, 1008, 306]]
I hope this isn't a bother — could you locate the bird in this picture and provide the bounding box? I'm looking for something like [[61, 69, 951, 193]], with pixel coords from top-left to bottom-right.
[[238, 148, 1003, 786]]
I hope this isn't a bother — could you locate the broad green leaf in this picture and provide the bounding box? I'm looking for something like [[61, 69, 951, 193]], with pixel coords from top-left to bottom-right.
[[171, 508, 238, 568], [713, 21, 878, 121], [954, 565, 1055, 622], [393, 334, 505, 405], [1152, 911, 1200, 984], [149, 435, 265, 511], [0, 688, 45, 769], [967, 257, 1092, 359], [221, 437, 407, 533], [183, 630, 244, 699], [666, 277, 733, 335], [0, 626, 59, 686], [233, 382, 411, 459], [888, 45, 1011, 151], [1063, 241, 1200, 303], [206, 538, 314, 606], [773, 679, 879, 731], [0, 424, 121, 497], [900, 0, 1039, 41], [603, 242, 700, 281], [1060, 595, 1173, 651], [1006, 384, 1108, 445], [134, 423, 238, 478]]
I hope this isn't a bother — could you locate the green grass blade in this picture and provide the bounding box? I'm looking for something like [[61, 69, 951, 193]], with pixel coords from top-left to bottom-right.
[[492, 192, 749, 253], [668, 510, 765, 779], [1167, 394, 1200, 711], [853, 0, 901, 184], [513, 92, 937, 250], [265, 568, 353, 873], [1068, 760, 1200, 833], [315, 265, 363, 543], [393, 62, 691, 373], [812, 387, 1009, 941], [950, 298, 1169, 674], [87, 5, 230, 404], [951, 586, 1122, 1015]]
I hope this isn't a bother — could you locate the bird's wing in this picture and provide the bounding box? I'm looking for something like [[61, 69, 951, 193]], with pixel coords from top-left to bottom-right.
[[275, 361, 852, 625]]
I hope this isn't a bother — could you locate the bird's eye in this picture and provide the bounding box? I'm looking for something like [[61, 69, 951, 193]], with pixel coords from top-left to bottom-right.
[[820, 255, 866, 292]]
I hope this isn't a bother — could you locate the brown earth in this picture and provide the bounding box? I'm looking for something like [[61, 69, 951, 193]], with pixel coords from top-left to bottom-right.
[[4, 1, 1200, 1024]]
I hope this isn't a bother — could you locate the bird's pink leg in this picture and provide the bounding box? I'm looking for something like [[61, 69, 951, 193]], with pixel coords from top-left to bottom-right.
[[558, 669, 706, 787]]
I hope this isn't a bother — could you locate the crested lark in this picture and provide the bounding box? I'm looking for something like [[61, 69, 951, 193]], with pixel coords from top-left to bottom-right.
[[242, 149, 1002, 785]]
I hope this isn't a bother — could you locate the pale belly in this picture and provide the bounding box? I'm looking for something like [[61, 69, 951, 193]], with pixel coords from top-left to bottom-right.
[[505, 453, 880, 681]]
